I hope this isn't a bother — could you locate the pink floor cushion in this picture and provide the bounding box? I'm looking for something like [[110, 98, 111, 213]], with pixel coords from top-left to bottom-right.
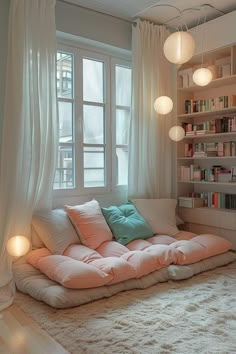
[[64, 244, 102, 263], [90, 257, 136, 284], [147, 235, 176, 245], [171, 240, 207, 265], [96, 241, 129, 257], [121, 251, 158, 277], [174, 231, 197, 240], [126, 239, 151, 251], [145, 244, 179, 266], [37, 255, 113, 289], [192, 234, 232, 258], [26, 248, 51, 269]]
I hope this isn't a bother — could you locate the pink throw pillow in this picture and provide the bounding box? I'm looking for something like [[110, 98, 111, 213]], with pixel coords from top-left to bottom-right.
[[38, 255, 113, 288], [65, 200, 113, 250]]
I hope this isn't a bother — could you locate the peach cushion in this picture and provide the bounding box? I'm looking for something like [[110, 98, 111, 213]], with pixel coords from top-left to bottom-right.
[[171, 240, 206, 265], [65, 200, 113, 249], [26, 248, 51, 268], [175, 231, 197, 240], [145, 244, 179, 266], [192, 234, 232, 258], [37, 255, 112, 289], [64, 244, 102, 263], [90, 257, 136, 284], [147, 235, 177, 245], [96, 241, 129, 257], [121, 251, 158, 277]]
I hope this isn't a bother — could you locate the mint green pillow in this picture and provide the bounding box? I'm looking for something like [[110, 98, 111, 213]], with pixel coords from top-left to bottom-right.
[[101, 203, 153, 245]]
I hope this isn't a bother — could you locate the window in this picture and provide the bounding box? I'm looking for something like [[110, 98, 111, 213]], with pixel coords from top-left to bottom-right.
[[54, 45, 131, 195]]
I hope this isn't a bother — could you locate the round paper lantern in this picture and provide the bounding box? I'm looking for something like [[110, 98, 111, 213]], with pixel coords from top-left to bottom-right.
[[164, 31, 195, 64], [7, 236, 30, 257], [169, 126, 185, 142], [154, 96, 173, 115], [192, 68, 213, 86]]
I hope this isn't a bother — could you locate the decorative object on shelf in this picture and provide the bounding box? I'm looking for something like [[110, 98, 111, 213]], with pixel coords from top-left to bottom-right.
[[169, 126, 185, 142], [154, 96, 173, 115], [163, 31, 195, 64], [7, 235, 30, 257]]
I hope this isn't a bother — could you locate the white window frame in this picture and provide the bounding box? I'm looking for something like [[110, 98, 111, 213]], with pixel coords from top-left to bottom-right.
[[53, 42, 131, 198]]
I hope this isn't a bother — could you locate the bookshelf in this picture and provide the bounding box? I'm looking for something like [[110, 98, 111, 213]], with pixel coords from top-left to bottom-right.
[[177, 44, 236, 243]]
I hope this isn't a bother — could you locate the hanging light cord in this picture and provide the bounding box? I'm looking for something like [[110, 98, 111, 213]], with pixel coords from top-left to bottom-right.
[[133, 3, 226, 30]]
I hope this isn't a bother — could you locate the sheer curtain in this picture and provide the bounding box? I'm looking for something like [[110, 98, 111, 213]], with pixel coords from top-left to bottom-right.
[[128, 20, 177, 199], [0, 0, 57, 310]]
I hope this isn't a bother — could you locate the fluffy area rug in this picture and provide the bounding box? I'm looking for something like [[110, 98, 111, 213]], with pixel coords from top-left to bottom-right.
[[15, 262, 236, 354]]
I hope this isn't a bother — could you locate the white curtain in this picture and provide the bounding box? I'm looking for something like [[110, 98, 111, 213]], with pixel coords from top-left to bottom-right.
[[128, 20, 177, 199], [0, 0, 57, 310]]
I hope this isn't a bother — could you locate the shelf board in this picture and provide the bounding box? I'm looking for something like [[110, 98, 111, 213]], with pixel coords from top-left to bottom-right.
[[178, 74, 236, 92], [179, 206, 236, 214], [178, 180, 236, 186], [178, 107, 236, 119], [178, 156, 236, 160], [184, 132, 236, 139]]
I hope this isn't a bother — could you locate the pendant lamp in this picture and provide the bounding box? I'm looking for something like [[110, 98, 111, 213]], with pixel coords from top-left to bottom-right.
[[154, 96, 173, 115], [164, 31, 195, 65], [168, 126, 185, 142]]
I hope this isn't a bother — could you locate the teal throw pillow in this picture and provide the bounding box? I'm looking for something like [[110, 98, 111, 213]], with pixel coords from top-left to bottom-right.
[[101, 202, 153, 245]]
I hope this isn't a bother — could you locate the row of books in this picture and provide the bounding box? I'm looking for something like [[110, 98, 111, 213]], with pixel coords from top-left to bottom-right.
[[179, 165, 234, 182], [183, 117, 236, 135], [186, 192, 236, 210], [184, 95, 236, 114], [184, 142, 236, 157]]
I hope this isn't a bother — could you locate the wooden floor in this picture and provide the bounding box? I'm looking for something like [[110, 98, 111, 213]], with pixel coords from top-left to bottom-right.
[[0, 304, 69, 354]]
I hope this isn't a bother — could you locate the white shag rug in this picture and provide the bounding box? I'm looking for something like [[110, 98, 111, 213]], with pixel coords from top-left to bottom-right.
[[15, 262, 236, 354]]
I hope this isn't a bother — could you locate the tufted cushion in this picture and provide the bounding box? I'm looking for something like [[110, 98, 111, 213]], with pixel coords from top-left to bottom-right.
[[102, 202, 153, 245]]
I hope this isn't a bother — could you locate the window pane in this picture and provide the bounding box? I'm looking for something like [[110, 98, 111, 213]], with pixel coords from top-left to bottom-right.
[[84, 169, 105, 187], [58, 101, 73, 142], [84, 147, 104, 168], [57, 52, 73, 99], [116, 108, 130, 145], [116, 66, 131, 106], [83, 105, 104, 144], [116, 147, 128, 185], [54, 144, 74, 189], [83, 58, 104, 103]]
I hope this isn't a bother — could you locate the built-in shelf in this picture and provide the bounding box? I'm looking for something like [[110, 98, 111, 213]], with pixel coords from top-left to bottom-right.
[[179, 206, 236, 214], [178, 74, 236, 92], [178, 180, 236, 186], [178, 107, 236, 119], [178, 156, 236, 160], [184, 132, 236, 139]]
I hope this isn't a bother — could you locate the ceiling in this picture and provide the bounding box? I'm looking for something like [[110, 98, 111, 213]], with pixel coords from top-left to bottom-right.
[[63, 0, 236, 28]]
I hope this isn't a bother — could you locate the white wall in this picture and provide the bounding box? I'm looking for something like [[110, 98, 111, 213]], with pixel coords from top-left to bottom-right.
[[0, 0, 10, 157], [55, 1, 132, 50]]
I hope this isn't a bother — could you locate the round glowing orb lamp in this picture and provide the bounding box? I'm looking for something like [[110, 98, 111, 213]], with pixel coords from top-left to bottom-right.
[[164, 31, 195, 64], [169, 126, 185, 142], [7, 236, 30, 257], [192, 67, 213, 86], [154, 96, 173, 115]]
